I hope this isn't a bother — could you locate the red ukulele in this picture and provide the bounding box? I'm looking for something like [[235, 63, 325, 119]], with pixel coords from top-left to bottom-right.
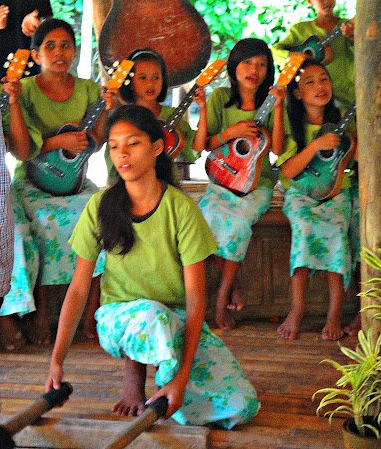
[[205, 53, 306, 196]]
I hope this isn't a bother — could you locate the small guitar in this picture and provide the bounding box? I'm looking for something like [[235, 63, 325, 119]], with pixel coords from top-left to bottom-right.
[[26, 60, 134, 196], [0, 49, 32, 113], [163, 58, 226, 160], [205, 53, 307, 196], [291, 103, 356, 201], [286, 19, 353, 64]]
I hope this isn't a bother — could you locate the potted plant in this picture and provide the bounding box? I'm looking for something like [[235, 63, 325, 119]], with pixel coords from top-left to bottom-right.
[[313, 248, 381, 448]]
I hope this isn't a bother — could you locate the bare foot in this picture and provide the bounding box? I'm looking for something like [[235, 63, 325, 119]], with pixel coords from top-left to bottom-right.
[[227, 289, 244, 311], [215, 307, 236, 330], [113, 359, 147, 417], [0, 315, 26, 351], [83, 317, 98, 341], [343, 314, 361, 337], [321, 320, 344, 341], [30, 311, 51, 346], [277, 309, 303, 340]]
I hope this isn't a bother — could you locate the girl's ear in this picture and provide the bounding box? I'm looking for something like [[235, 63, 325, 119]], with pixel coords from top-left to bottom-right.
[[31, 49, 41, 66], [153, 138, 164, 156]]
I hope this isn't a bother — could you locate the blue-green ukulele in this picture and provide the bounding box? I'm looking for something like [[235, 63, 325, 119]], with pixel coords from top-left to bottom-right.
[[287, 19, 352, 64], [291, 103, 356, 201], [26, 60, 134, 196]]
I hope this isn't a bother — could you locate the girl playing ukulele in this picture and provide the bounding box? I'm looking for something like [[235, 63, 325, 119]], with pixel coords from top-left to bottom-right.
[[198, 38, 287, 330], [276, 59, 356, 341]]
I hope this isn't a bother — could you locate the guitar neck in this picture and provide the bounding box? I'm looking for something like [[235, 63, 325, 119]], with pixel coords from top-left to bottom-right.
[[319, 23, 344, 48], [163, 84, 198, 132], [80, 97, 106, 131], [0, 91, 9, 114], [334, 103, 356, 137], [253, 88, 277, 127]]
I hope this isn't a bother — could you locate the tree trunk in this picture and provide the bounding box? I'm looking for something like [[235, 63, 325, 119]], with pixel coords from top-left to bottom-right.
[[355, 1, 381, 331], [92, 0, 112, 41]]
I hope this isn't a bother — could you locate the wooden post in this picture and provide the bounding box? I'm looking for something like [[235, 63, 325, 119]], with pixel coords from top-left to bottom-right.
[[355, 1, 381, 331]]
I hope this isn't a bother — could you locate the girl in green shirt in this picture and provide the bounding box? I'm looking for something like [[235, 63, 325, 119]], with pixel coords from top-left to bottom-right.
[[276, 59, 355, 341], [45, 104, 259, 427]]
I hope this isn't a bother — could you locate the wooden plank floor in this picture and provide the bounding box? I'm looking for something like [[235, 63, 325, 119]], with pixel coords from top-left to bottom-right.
[[0, 316, 358, 449]]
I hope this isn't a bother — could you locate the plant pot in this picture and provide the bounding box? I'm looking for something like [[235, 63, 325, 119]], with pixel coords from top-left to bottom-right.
[[342, 418, 381, 449]]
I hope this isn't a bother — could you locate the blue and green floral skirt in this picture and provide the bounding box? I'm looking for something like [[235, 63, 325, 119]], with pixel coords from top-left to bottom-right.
[[198, 183, 272, 262], [283, 186, 352, 290], [95, 299, 260, 429], [0, 178, 104, 317]]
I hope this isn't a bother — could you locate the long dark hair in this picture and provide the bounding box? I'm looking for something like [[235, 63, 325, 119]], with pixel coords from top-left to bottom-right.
[[98, 105, 176, 255], [286, 59, 341, 152], [119, 48, 169, 103], [31, 18, 76, 50], [225, 38, 275, 110]]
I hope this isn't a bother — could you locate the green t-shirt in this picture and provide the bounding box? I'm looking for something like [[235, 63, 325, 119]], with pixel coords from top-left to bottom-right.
[[69, 184, 217, 307], [14, 76, 101, 178], [276, 122, 354, 189], [271, 19, 355, 108], [206, 87, 296, 190], [104, 104, 200, 184]]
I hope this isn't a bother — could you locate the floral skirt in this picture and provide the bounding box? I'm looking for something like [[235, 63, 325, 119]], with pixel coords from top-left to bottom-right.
[[283, 187, 352, 290], [198, 183, 272, 262], [0, 178, 105, 317], [95, 299, 260, 429]]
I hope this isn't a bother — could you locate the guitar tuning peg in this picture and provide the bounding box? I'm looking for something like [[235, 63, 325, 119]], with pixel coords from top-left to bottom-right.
[[24, 71, 30, 76], [7, 53, 14, 60], [27, 61, 34, 68], [123, 79, 130, 86], [107, 68, 113, 75], [3, 61, 10, 68], [113, 60, 119, 67], [129, 72, 134, 78]]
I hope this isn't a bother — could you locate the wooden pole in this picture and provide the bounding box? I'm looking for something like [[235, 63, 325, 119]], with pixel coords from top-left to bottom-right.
[[355, 1, 381, 331]]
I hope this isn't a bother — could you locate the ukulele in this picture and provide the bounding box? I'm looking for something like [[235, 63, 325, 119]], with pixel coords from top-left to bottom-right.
[[0, 49, 32, 113], [291, 103, 356, 201], [286, 19, 353, 64], [205, 53, 307, 196], [26, 60, 134, 196], [97, 0, 212, 87], [163, 58, 226, 160]]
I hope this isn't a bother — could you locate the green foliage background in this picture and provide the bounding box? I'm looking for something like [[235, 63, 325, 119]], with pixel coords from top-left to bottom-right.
[[50, 0, 356, 78]]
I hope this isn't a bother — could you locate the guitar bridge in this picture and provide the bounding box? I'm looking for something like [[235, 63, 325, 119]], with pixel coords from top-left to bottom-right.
[[218, 159, 237, 174]]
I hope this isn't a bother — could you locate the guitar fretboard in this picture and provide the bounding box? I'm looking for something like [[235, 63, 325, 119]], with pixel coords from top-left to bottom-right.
[[0, 91, 9, 114], [319, 22, 347, 48], [80, 98, 106, 131], [163, 85, 198, 132], [334, 103, 356, 137]]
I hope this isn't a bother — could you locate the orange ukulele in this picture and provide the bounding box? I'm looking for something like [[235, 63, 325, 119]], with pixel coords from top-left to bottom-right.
[[162, 58, 226, 160], [205, 53, 306, 196], [0, 49, 32, 113]]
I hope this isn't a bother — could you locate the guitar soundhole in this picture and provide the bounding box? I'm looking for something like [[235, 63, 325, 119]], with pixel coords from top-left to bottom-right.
[[234, 139, 251, 157], [320, 150, 334, 159], [61, 150, 77, 160]]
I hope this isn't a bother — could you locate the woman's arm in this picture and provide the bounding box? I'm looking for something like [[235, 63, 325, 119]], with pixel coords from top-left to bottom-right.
[[45, 256, 96, 391], [281, 133, 341, 179], [3, 79, 30, 160], [269, 85, 286, 156], [147, 260, 206, 418], [191, 87, 207, 152]]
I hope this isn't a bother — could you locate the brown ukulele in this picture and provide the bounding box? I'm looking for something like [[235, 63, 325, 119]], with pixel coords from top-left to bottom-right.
[[97, 0, 212, 87]]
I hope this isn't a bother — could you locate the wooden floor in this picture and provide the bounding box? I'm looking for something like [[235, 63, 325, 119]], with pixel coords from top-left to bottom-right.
[[0, 316, 358, 449]]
